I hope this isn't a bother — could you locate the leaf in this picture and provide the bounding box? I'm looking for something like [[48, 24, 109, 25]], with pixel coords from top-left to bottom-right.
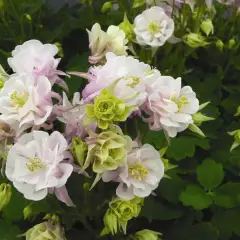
[[0, 220, 22, 240], [166, 136, 210, 161], [140, 197, 187, 221], [179, 185, 212, 210], [142, 130, 166, 150], [132, 0, 146, 8], [2, 187, 26, 222], [196, 159, 224, 190]]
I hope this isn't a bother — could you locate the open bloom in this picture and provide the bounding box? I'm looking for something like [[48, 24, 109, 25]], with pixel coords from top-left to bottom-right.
[[0, 73, 53, 135], [143, 76, 199, 137], [78, 52, 160, 105], [103, 144, 164, 200], [5, 131, 74, 206], [87, 23, 128, 64], [134, 6, 174, 47], [7, 40, 67, 88]]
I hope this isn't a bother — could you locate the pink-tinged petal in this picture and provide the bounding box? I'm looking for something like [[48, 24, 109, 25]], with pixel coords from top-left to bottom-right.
[[102, 170, 119, 182], [55, 163, 73, 188], [54, 186, 75, 207], [116, 183, 135, 200]]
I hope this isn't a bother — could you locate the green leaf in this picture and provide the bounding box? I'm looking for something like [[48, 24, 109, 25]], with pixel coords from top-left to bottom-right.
[[179, 185, 212, 210], [140, 197, 187, 221], [0, 220, 22, 240], [142, 130, 166, 150], [166, 136, 210, 161], [196, 159, 224, 190], [132, 0, 146, 8]]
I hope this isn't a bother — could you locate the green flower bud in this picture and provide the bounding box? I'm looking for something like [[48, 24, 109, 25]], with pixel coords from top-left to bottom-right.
[[85, 89, 132, 129], [183, 33, 210, 48], [84, 125, 132, 173], [70, 137, 88, 167], [228, 39, 235, 49], [101, 209, 118, 236], [25, 222, 66, 240], [119, 13, 135, 41], [132, 0, 146, 8], [133, 229, 162, 240], [110, 197, 143, 223], [192, 112, 214, 126], [24, 205, 33, 220], [101, 2, 112, 14], [0, 183, 12, 210], [200, 19, 214, 36], [216, 40, 224, 52], [229, 130, 240, 151], [235, 106, 240, 116]]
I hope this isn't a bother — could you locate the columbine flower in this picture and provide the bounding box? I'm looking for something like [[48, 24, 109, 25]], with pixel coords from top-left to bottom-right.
[[0, 73, 53, 135], [87, 23, 128, 64], [143, 76, 199, 138], [5, 131, 74, 206], [85, 88, 135, 129], [103, 144, 164, 200], [134, 6, 174, 47], [7, 40, 67, 88], [72, 52, 160, 104]]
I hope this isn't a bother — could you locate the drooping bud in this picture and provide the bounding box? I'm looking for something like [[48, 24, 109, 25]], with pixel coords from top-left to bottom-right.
[[183, 33, 210, 48], [119, 13, 135, 41], [200, 19, 214, 36], [0, 183, 12, 210], [101, 2, 112, 14], [229, 130, 240, 151], [70, 137, 88, 167], [24, 222, 67, 240], [133, 229, 162, 240], [216, 40, 224, 52], [101, 209, 119, 236], [228, 39, 235, 49]]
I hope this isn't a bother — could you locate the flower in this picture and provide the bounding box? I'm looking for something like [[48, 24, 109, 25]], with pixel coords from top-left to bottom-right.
[[7, 39, 66, 88], [143, 76, 199, 138], [103, 144, 164, 200], [81, 52, 160, 103], [0, 73, 53, 135], [134, 6, 174, 47], [5, 131, 74, 206], [0, 183, 12, 210], [133, 229, 162, 240], [87, 23, 128, 64], [101, 197, 143, 235], [183, 33, 210, 48], [85, 89, 133, 129], [83, 125, 132, 173], [24, 222, 67, 240]]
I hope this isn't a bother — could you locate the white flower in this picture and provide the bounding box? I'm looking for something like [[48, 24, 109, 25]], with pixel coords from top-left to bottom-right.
[[102, 144, 164, 200], [143, 76, 199, 137], [87, 23, 128, 64], [0, 73, 53, 135], [82, 52, 160, 107], [5, 131, 74, 206], [7, 40, 62, 84], [134, 6, 174, 47]]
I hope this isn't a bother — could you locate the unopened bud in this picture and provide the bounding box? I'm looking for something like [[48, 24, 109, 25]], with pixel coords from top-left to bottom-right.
[[24, 205, 33, 220], [216, 40, 224, 52], [119, 13, 135, 41], [0, 183, 12, 210], [228, 39, 235, 49], [101, 209, 118, 236], [101, 2, 112, 14], [133, 0, 146, 8], [184, 33, 210, 48], [133, 229, 162, 240]]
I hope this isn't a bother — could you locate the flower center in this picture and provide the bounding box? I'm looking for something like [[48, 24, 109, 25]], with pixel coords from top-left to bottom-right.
[[171, 95, 189, 112], [10, 91, 28, 108], [128, 162, 149, 181], [26, 157, 45, 172], [148, 21, 159, 35], [125, 76, 140, 88], [144, 69, 154, 76], [97, 100, 113, 112]]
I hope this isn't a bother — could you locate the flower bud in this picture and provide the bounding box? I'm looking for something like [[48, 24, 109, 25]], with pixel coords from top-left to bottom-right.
[[101, 2, 112, 14], [228, 39, 235, 49], [119, 13, 135, 41], [216, 40, 224, 52], [133, 0, 146, 8], [24, 205, 33, 220], [70, 137, 88, 167], [0, 183, 12, 210], [200, 19, 214, 36], [101, 209, 118, 236], [133, 229, 162, 240], [25, 222, 66, 240], [183, 33, 210, 48], [229, 130, 240, 151]]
